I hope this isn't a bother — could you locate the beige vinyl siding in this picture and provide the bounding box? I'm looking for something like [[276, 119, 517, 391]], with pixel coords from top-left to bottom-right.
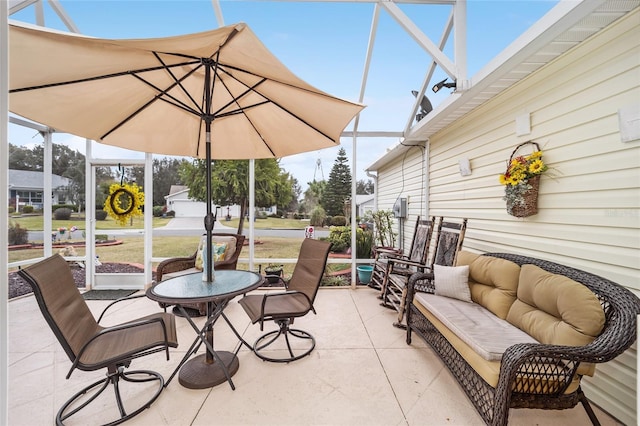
[[375, 145, 427, 252], [425, 9, 639, 425]]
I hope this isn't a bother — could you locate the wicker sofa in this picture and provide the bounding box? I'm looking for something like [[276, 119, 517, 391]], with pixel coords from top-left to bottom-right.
[[406, 251, 640, 426]]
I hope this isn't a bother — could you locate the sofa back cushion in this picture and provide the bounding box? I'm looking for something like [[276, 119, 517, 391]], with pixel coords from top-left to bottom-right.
[[506, 264, 605, 348], [456, 251, 520, 319]]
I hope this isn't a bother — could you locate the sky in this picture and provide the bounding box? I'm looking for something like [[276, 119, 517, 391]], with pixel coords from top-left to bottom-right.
[[8, 0, 559, 193]]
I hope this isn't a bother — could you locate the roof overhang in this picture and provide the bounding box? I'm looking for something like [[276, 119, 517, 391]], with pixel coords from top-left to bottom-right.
[[366, 0, 638, 172]]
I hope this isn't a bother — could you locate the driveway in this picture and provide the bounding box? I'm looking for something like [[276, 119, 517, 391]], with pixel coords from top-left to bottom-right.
[[160, 217, 329, 238]]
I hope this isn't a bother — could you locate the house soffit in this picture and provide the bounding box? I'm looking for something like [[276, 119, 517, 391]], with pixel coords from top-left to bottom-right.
[[367, 0, 638, 171]]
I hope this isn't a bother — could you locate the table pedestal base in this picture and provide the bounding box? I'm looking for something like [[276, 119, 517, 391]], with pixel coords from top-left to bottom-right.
[[178, 351, 239, 389]]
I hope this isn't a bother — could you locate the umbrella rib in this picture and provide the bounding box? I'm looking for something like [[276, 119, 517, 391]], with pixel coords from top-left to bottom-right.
[[102, 53, 219, 140], [214, 66, 337, 145], [153, 52, 206, 116], [9, 61, 200, 93]]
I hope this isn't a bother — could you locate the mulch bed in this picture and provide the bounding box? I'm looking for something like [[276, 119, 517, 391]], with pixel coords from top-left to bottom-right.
[[7, 262, 147, 299]]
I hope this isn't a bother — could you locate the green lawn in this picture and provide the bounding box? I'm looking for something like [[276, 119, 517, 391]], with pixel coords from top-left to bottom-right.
[[9, 236, 317, 270], [8, 214, 170, 231], [8, 214, 312, 231]]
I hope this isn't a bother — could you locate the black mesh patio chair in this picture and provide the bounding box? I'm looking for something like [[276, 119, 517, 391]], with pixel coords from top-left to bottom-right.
[[238, 238, 331, 363], [18, 254, 178, 426]]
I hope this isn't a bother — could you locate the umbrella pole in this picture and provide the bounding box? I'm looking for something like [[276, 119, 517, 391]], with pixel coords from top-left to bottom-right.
[[204, 128, 214, 283], [204, 62, 214, 283]]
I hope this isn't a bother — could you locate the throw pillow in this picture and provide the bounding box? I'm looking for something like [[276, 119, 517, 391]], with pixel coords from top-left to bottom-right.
[[212, 242, 227, 261], [434, 264, 471, 302], [195, 238, 228, 271]]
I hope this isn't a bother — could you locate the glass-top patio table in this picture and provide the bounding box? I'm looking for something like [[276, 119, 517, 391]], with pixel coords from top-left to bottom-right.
[[146, 270, 264, 390]]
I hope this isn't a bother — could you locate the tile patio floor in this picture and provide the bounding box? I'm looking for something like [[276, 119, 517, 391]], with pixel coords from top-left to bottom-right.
[[8, 287, 621, 425]]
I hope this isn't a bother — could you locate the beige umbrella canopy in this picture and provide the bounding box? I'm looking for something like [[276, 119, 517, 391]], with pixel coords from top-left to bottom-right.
[[9, 22, 364, 159], [9, 21, 364, 281]]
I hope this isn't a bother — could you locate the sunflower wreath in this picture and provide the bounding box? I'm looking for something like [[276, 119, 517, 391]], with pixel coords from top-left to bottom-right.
[[104, 183, 144, 226]]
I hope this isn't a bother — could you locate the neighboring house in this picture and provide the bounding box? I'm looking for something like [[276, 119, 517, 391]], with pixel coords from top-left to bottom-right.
[[8, 169, 71, 210], [355, 194, 374, 218], [164, 185, 276, 218], [366, 6, 639, 425]]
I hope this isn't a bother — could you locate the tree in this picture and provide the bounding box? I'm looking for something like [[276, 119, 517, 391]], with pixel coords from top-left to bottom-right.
[[301, 180, 326, 216], [179, 158, 294, 234], [130, 158, 187, 206], [9, 143, 40, 171], [284, 177, 302, 215], [321, 147, 352, 216], [356, 179, 374, 195]]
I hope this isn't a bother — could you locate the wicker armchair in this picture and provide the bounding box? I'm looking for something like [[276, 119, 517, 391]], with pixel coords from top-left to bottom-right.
[[156, 233, 245, 281], [405, 252, 640, 426], [156, 233, 245, 315]]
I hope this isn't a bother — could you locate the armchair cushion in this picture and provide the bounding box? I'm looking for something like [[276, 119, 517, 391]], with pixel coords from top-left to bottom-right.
[[433, 264, 471, 302]]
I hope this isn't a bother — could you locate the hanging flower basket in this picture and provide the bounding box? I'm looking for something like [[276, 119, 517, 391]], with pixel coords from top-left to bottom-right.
[[499, 141, 547, 218]]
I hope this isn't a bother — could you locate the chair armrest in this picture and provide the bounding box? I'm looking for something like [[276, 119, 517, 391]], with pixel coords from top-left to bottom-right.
[[97, 293, 147, 323], [495, 342, 589, 407], [374, 247, 403, 258], [68, 316, 171, 378], [156, 252, 197, 281], [388, 257, 429, 271], [406, 271, 435, 303]]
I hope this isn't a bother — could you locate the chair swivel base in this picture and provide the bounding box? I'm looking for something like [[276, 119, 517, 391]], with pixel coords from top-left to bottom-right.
[[253, 319, 316, 363], [56, 368, 164, 426]]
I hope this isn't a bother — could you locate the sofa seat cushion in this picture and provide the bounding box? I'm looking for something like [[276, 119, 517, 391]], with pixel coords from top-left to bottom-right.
[[506, 264, 605, 376], [413, 296, 581, 394], [456, 251, 520, 319], [415, 292, 538, 362]]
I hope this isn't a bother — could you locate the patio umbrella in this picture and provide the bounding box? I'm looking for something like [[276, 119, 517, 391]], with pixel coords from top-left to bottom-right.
[[9, 21, 364, 281]]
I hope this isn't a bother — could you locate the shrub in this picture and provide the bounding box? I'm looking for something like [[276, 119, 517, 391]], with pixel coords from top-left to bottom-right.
[[95, 234, 108, 242], [22, 205, 34, 214], [309, 206, 326, 227], [8, 206, 15, 214], [328, 226, 350, 253], [153, 206, 164, 217], [53, 204, 76, 212], [53, 207, 72, 220], [356, 228, 374, 259], [95, 209, 108, 220], [8, 222, 28, 246], [166, 210, 176, 217], [332, 215, 347, 226]]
